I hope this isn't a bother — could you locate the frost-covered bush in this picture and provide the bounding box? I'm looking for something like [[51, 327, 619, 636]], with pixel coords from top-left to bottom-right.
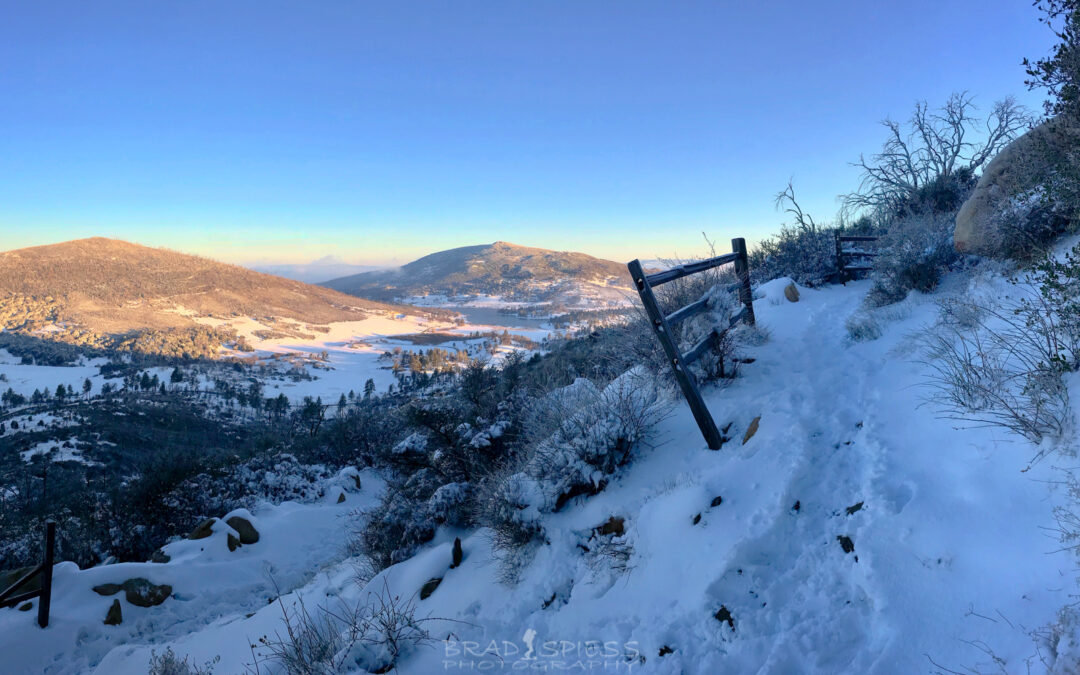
[[526, 368, 671, 506], [357, 490, 437, 570], [475, 470, 546, 555], [749, 224, 840, 286], [865, 211, 959, 307]]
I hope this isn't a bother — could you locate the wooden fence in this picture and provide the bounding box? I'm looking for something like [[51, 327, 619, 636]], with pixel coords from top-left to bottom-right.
[[0, 520, 55, 627], [627, 238, 755, 450], [834, 233, 879, 284]]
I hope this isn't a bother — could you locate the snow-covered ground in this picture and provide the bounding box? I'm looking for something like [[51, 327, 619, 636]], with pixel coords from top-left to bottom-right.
[[1, 273, 1075, 674]]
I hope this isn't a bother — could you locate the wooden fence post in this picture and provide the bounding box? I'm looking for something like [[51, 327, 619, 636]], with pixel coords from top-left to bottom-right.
[[834, 232, 846, 285], [627, 259, 725, 450], [731, 238, 756, 326], [37, 520, 54, 628]]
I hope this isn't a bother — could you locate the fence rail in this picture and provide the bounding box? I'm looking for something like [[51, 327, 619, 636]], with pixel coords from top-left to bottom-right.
[[0, 520, 55, 627], [834, 233, 880, 284], [627, 238, 755, 450]]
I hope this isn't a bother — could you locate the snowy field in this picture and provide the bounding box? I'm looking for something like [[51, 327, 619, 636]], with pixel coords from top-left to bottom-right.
[[0, 310, 567, 409], [1, 268, 1075, 674]]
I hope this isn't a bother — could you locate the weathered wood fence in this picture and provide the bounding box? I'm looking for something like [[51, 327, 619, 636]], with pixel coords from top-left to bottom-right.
[[0, 520, 55, 627], [627, 238, 755, 450], [834, 233, 879, 284]]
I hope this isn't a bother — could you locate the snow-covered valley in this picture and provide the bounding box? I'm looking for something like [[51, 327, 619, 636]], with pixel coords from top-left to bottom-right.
[[2, 271, 1074, 674]]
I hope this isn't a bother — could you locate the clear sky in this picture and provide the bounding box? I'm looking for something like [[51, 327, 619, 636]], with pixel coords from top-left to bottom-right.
[[0, 1, 1056, 265]]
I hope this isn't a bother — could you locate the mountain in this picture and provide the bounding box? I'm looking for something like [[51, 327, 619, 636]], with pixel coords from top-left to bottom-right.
[[322, 241, 633, 306], [0, 238, 413, 358], [249, 256, 386, 284]]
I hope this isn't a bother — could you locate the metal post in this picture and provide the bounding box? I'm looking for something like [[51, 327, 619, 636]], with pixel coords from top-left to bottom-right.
[[731, 238, 755, 326], [627, 259, 725, 449], [37, 520, 54, 628]]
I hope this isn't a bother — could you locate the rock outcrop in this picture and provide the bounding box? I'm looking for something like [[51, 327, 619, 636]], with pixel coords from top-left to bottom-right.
[[955, 115, 1078, 256]]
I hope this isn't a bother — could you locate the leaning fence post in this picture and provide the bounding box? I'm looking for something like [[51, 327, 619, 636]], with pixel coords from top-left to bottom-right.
[[37, 520, 54, 628], [627, 259, 725, 450], [731, 238, 756, 326]]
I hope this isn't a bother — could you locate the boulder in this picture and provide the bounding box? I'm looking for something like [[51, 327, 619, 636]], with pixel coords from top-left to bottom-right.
[[783, 283, 800, 303], [94, 578, 172, 607], [955, 114, 1080, 256], [594, 516, 625, 537], [92, 583, 123, 597], [225, 516, 260, 545], [188, 518, 217, 540], [122, 578, 172, 607], [420, 577, 442, 600], [227, 533, 241, 552], [337, 492, 346, 504], [104, 599, 122, 625], [150, 549, 171, 564]]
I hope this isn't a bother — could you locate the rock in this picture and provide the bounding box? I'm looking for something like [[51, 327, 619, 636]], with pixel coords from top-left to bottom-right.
[[710, 495, 723, 508], [96, 578, 172, 607], [692, 513, 702, 525], [150, 549, 170, 564], [17, 602, 32, 612], [92, 583, 122, 597], [742, 416, 761, 445], [123, 578, 172, 607], [783, 283, 800, 303], [594, 516, 625, 537], [104, 599, 122, 625], [337, 492, 346, 504], [225, 516, 260, 545], [352, 475, 363, 490], [451, 537, 463, 569], [845, 501, 864, 516], [658, 645, 674, 657], [227, 533, 241, 552], [419, 577, 442, 600], [837, 535, 855, 554], [714, 605, 735, 630], [955, 114, 1080, 256], [188, 518, 216, 540]]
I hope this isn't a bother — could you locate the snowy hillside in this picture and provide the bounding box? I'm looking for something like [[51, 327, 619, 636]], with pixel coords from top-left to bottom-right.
[[2, 271, 1075, 674]]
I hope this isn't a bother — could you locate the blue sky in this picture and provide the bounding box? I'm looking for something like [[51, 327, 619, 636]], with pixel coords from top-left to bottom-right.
[[0, 1, 1055, 265]]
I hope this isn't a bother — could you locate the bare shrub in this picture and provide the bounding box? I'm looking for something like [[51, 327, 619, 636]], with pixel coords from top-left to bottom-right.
[[251, 581, 436, 675], [148, 649, 219, 675], [922, 295, 1071, 450]]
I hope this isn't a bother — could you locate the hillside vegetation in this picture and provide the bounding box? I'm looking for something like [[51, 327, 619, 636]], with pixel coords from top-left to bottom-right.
[[322, 241, 631, 303], [0, 238, 414, 358]]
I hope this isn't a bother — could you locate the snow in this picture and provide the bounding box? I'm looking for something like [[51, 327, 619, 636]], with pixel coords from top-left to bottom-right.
[[19, 439, 99, 465], [1, 270, 1076, 674], [0, 468, 384, 675]]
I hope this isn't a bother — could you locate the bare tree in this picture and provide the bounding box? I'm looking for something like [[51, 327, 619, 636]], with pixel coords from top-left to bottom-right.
[[842, 93, 1032, 218], [774, 180, 818, 232]]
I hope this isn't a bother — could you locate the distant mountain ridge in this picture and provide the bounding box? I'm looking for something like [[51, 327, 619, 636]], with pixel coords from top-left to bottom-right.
[[322, 241, 632, 306], [249, 256, 386, 284], [0, 238, 414, 358]]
